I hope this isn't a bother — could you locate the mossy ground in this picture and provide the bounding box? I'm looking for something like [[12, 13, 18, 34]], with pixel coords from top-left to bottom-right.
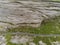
[[4, 16, 60, 45], [5, 34, 60, 45], [8, 16, 60, 34], [0, 0, 60, 45], [52, 0, 60, 1]]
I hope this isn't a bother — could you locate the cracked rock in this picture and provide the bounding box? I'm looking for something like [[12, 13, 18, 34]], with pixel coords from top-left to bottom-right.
[[0, 1, 60, 28]]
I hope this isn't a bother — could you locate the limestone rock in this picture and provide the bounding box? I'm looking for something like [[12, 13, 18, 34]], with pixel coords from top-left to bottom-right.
[[10, 35, 33, 44], [0, 1, 60, 28], [0, 35, 6, 45]]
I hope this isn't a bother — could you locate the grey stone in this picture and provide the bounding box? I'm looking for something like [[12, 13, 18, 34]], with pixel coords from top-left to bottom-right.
[[10, 35, 33, 44], [0, 1, 60, 28], [0, 35, 6, 45]]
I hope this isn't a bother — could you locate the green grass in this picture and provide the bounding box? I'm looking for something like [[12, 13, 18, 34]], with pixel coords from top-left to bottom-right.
[[33, 36, 60, 45], [52, 0, 60, 1], [7, 16, 60, 34], [5, 16, 60, 45], [5, 34, 60, 45]]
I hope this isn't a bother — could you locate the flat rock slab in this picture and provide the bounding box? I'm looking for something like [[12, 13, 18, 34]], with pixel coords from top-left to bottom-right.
[[0, 1, 60, 31]]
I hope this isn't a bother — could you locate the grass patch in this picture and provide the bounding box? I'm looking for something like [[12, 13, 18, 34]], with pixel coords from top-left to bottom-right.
[[7, 16, 60, 34], [5, 33, 60, 45], [5, 16, 60, 45], [33, 36, 60, 45]]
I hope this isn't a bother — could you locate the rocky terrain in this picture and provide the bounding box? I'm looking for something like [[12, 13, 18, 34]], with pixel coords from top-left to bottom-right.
[[0, 1, 60, 29], [0, 0, 60, 45]]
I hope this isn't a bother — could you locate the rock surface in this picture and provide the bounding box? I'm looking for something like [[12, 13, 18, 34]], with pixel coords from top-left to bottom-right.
[[0, 1, 60, 29], [10, 35, 33, 44], [0, 35, 6, 45]]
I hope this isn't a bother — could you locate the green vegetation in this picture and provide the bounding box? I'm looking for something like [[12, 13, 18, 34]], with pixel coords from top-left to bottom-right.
[[5, 16, 60, 45], [52, 0, 60, 1], [7, 16, 60, 34], [1, 0, 60, 45], [5, 34, 60, 45]]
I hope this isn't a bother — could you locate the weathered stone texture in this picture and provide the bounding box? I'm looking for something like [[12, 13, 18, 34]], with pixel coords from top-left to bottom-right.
[[0, 1, 60, 29]]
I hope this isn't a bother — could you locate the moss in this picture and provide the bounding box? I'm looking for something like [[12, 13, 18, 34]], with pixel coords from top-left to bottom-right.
[[6, 16, 60, 34], [5, 16, 60, 45]]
